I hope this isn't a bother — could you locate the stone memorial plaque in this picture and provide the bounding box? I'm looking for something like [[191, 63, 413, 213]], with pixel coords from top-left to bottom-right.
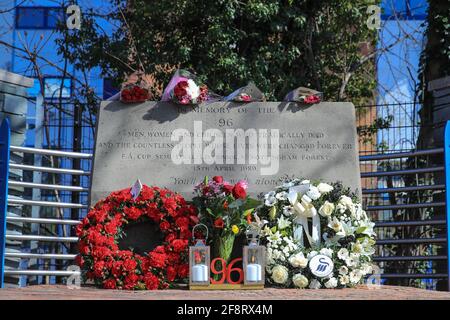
[[90, 101, 361, 205]]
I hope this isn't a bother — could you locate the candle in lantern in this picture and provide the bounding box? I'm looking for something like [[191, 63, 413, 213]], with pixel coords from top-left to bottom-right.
[[246, 255, 262, 282], [192, 264, 208, 282]]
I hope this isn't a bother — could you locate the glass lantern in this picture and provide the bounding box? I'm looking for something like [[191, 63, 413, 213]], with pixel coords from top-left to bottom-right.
[[243, 227, 265, 286], [189, 224, 210, 286]]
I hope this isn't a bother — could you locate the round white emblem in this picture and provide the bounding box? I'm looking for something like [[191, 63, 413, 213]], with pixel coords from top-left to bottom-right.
[[309, 254, 334, 278]]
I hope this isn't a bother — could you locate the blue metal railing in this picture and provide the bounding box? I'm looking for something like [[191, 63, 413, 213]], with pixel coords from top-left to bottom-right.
[[359, 120, 450, 290], [444, 121, 450, 291], [0, 119, 11, 288]]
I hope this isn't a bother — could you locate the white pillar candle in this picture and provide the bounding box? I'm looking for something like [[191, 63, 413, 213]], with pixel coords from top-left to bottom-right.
[[246, 263, 262, 282], [192, 264, 208, 282]]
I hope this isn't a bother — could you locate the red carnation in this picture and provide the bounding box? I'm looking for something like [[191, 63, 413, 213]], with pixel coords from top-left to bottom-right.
[[177, 264, 189, 278], [148, 251, 167, 268], [75, 255, 84, 268], [93, 260, 105, 278], [111, 261, 123, 277], [144, 273, 159, 290], [172, 239, 188, 253], [167, 266, 177, 282], [213, 176, 224, 184], [104, 222, 117, 235], [214, 217, 225, 229], [103, 279, 117, 289], [124, 206, 142, 220], [165, 233, 176, 243], [123, 273, 139, 290], [159, 221, 171, 231], [175, 216, 190, 232], [123, 259, 138, 272]]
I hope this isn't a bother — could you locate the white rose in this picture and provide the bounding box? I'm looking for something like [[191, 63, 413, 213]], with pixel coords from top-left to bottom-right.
[[292, 274, 309, 288], [319, 201, 335, 217], [324, 277, 338, 288], [319, 248, 333, 258], [339, 195, 353, 206], [271, 265, 289, 284], [289, 253, 308, 268], [306, 186, 321, 200], [307, 250, 318, 260], [317, 183, 334, 194], [186, 79, 200, 99], [309, 279, 322, 289], [337, 248, 349, 260]]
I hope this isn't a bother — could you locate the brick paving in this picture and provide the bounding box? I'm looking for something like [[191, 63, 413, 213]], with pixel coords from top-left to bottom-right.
[[0, 284, 449, 300]]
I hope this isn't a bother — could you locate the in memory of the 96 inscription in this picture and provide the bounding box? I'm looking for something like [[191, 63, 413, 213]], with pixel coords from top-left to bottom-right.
[[90, 101, 361, 205]]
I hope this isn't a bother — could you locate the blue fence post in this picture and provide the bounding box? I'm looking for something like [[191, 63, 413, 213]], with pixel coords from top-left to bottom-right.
[[445, 120, 450, 291], [0, 119, 11, 288]]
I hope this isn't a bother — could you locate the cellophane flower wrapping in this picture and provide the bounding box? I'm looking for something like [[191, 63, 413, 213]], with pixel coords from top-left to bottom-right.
[[284, 86, 323, 104], [225, 82, 266, 102], [161, 69, 210, 105]]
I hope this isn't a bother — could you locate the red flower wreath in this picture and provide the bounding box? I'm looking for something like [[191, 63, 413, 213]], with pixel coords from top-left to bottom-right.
[[75, 185, 199, 290]]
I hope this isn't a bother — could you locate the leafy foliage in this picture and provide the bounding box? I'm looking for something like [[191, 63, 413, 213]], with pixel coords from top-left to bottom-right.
[[58, 0, 379, 103]]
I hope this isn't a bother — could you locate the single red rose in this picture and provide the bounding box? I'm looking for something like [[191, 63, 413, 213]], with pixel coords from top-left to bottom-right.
[[214, 217, 225, 229], [222, 183, 233, 194], [212, 176, 224, 184], [232, 183, 247, 199]]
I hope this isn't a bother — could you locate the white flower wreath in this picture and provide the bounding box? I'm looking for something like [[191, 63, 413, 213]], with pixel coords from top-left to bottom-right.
[[256, 178, 376, 289]]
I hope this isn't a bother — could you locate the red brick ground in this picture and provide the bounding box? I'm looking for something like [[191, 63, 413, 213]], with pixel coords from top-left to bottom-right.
[[0, 284, 449, 300]]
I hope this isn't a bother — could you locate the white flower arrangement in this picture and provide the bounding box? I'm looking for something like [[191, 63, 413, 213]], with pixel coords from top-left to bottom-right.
[[257, 178, 376, 289]]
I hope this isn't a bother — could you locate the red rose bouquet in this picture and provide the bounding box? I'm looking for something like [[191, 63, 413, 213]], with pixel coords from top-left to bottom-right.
[[161, 69, 209, 105], [192, 176, 260, 264], [120, 74, 150, 103]]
